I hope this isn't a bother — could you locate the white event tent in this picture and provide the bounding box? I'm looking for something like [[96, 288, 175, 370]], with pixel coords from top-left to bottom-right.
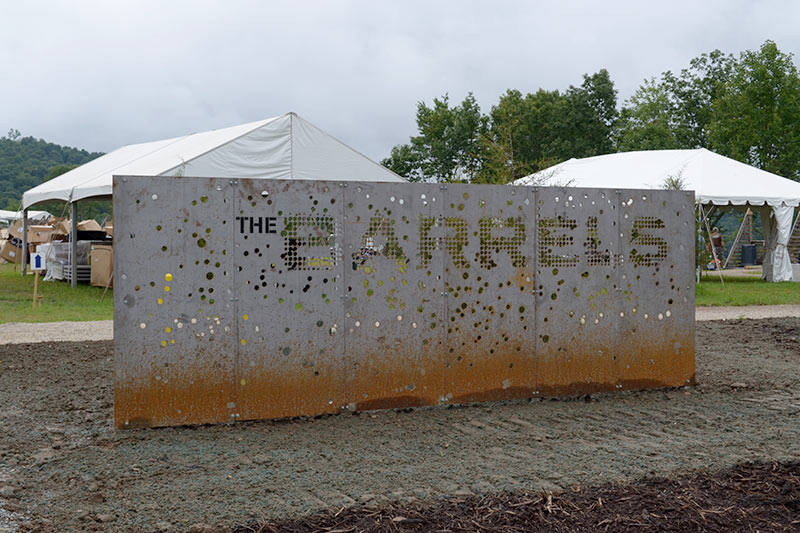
[[23, 112, 403, 208], [20, 112, 404, 284], [512, 148, 800, 282], [0, 209, 51, 226]]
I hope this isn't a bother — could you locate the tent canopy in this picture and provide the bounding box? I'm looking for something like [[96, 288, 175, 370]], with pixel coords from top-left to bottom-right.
[[0, 209, 51, 224], [513, 148, 800, 207], [512, 148, 800, 282], [22, 112, 404, 209]]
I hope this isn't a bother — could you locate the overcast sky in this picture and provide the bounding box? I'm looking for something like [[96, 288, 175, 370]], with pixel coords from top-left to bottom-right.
[[3, 0, 800, 162]]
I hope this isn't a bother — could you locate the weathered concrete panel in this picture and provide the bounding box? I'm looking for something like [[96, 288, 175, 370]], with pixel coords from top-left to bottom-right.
[[113, 177, 695, 428]]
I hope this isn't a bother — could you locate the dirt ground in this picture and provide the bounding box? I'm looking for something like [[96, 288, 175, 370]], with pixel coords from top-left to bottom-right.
[[0, 318, 798, 532], [252, 460, 800, 532]]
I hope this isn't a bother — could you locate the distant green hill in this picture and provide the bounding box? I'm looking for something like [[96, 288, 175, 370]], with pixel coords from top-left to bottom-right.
[[0, 130, 103, 210]]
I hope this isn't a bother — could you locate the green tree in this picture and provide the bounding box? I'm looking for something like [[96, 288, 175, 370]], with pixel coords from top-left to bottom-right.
[[0, 134, 102, 211], [615, 79, 683, 151], [709, 40, 800, 179], [381, 144, 420, 181], [564, 69, 618, 157], [662, 50, 735, 148], [45, 164, 78, 181], [475, 89, 535, 184], [477, 70, 617, 184], [478, 88, 574, 183], [382, 93, 485, 182], [615, 50, 734, 151]]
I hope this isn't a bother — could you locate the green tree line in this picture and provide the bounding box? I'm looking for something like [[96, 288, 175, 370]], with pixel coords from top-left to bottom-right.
[[0, 129, 103, 211], [383, 40, 800, 184]]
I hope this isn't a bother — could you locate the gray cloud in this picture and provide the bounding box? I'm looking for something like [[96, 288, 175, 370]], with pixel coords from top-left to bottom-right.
[[2, 0, 799, 161]]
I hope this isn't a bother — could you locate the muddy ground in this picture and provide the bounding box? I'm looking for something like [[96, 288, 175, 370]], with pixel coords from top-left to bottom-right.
[[0, 318, 798, 532]]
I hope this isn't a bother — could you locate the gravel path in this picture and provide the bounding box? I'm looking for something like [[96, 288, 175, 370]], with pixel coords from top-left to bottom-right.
[[1, 306, 799, 346], [695, 304, 800, 321], [0, 321, 113, 345]]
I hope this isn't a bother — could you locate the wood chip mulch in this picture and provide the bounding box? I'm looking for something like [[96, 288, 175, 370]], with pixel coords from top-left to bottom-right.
[[234, 460, 800, 532]]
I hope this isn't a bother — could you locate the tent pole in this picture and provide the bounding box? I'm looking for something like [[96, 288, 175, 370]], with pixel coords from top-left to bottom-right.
[[700, 204, 724, 287], [70, 202, 78, 288], [21, 208, 28, 275], [696, 205, 701, 284], [723, 207, 751, 269], [695, 204, 704, 283]]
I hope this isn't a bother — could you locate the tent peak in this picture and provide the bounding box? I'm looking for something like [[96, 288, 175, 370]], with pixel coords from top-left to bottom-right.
[[22, 113, 404, 209]]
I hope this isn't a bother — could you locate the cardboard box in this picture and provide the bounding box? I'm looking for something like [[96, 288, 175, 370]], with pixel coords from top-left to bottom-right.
[[51, 220, 105, 241], [7, 220, 23, 240], [27, 225, 55, 244], [103, 224, 113, 237], [3, 221, 66, 245], [49, 219, 103, 234], [90, 244, 113, 288], [0, 238, 23, 264], [78, 220, 103, 232], [54, 220, 71, 235], [45, 219, 68, 242]]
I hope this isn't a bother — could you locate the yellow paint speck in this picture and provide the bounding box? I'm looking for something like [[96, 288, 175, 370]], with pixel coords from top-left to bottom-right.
[[160, 340, 167, 347], [243, 314, 249, 321], [157, 298, 163, 305], [240, 339, 246, 345], [240, 379, 246, 386], [164, 285, 171, 292], [170, 339, 175, 344], [165, 273, 173, 282], [165, 327, 171, 333]]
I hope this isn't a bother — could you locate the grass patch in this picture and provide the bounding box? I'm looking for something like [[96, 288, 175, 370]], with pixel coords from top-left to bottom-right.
[[696, 272, 800, 306], [0, 263, 112, 323]]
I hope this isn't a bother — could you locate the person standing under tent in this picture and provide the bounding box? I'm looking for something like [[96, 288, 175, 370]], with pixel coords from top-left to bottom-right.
[[710, 226, 726, 268]]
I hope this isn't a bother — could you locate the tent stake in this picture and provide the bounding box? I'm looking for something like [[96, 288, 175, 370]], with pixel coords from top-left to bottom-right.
[[700, 204, 724, 287]]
